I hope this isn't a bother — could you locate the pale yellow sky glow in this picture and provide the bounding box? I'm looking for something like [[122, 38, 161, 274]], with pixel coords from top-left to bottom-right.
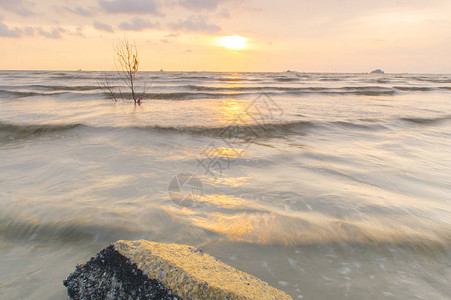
[[0, 0, 450, 72], [218, 35, 247, 50]]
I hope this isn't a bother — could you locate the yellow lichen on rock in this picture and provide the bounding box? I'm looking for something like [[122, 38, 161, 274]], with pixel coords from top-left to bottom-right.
[[114, 240, 292, 300]]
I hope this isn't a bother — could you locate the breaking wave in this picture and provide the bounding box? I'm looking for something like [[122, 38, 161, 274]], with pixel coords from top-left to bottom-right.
[[0, 122, 82, 142], [1, 202, 449, 252], [401, 115, 451, 125], [394, 86, 433, 91], [2, 82, 445, 101], [27, 85, 101, 91], [3, 115, 449, 142], [0, 90, 66, 98]]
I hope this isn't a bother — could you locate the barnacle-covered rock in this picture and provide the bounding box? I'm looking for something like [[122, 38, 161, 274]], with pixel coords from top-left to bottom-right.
[[64, 240, 292, 300]]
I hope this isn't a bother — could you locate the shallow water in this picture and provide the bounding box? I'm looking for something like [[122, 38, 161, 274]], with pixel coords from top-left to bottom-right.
[[0, 71, 450, 299]]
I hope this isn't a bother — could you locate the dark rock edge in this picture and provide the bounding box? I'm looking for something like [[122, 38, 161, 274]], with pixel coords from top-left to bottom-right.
[[63, 244, 182, 300]]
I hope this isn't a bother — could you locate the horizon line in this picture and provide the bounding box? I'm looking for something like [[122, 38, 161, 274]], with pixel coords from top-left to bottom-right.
[[0, 69, 450, 75]]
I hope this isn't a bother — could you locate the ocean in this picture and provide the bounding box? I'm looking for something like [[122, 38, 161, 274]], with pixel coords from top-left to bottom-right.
[[0, 70, 450, 299]]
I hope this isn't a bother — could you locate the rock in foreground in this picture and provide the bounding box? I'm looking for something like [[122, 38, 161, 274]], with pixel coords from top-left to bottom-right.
[[64, 240, 292, 300]]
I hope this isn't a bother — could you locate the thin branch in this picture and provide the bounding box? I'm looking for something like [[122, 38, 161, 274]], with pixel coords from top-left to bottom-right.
[[98, 37, 147, 104], [98, 74, 118, 102]]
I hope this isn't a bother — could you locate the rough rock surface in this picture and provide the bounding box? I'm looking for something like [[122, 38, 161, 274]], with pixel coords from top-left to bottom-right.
[[64, 244, 180, 300], [64, 240, 292, 300]]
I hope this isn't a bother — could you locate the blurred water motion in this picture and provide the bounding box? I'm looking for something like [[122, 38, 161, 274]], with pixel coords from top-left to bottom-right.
[[0, 71, 450, 299]]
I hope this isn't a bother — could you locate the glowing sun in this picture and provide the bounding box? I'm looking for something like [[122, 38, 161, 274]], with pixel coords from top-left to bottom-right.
[[218, 35, 248, 50]]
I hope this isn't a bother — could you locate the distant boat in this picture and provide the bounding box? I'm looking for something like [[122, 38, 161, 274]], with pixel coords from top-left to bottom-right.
[[160, 69, 164, 72], [370, 69, 384, 74]]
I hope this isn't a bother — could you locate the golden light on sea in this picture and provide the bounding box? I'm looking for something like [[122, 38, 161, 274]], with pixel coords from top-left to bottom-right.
[[218, 35, 248, 50]]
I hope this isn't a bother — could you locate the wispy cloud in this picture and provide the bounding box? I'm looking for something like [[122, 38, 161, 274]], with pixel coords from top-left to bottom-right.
[[118, 17, 160, 31], [36, 27, 65, 39], [73, 26, 85, 37], [0, 16, 21, 37], [169, 15, 221, 33], [177, 0, 229, 11], [64, 6, 95, 17], [0, 16, 67, 39], [0, 15, 71, 39], [0, 16, 75, 39], [99, 0, 161, 15], [217, 9, 230, 18], [0, 0, 35, 16], [94, 21, 114, 33]]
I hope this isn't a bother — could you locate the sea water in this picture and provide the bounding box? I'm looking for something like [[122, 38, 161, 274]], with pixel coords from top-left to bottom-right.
[[0, 71, 450, 299]]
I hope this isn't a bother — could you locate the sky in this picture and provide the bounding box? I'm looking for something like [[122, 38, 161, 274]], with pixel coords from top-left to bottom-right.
[[0, 0, 450, 73]]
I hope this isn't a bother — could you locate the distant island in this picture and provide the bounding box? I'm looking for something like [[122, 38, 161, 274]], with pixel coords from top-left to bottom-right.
[[370, 69, 384, 74]]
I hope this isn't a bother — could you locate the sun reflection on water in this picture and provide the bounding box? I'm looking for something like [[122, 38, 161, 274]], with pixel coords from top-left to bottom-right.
[[209, 74, 254, 126]]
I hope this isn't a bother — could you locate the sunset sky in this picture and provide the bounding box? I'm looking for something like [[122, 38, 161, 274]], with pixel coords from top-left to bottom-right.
[[0, 0, 450, 73]]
